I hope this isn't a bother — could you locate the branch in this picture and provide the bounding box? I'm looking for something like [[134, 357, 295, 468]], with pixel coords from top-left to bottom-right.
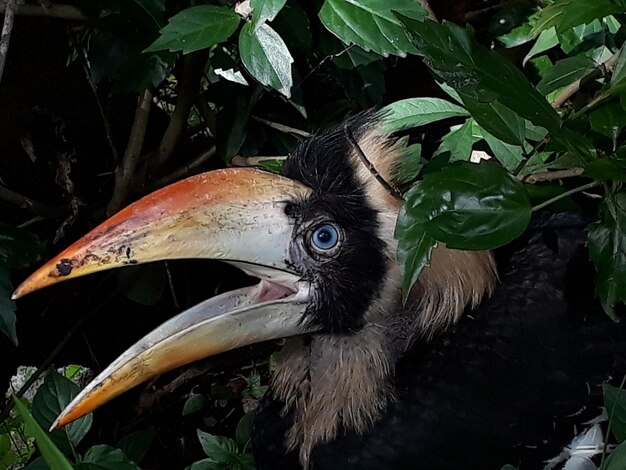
[[107, 90, 153, 215], [520, 167, 585, 184], [0, 1, 87, 20], [531, 181, 601, 212], [0, 184, 63, 217], [0, 0, 16, 85], [251, 115, 311, 137], [152, 51, 209, 170], [551, 52, 620, 108], [146, 146, 216, 191]]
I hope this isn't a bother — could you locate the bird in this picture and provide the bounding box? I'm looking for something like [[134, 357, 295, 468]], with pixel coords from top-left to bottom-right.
[[12, 111, 626, 470]]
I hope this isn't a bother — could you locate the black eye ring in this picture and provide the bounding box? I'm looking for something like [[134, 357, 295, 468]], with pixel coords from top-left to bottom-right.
[[309, 223, 341, 253]]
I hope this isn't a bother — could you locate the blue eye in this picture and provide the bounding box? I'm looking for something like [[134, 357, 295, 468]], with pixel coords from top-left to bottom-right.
[[311, 224, 340, 251]]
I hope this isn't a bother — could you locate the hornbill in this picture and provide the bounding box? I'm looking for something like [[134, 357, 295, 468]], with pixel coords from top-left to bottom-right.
[[12, 112, 626, 469]]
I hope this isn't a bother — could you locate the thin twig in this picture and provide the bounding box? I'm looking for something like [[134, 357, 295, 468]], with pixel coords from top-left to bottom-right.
[[0, 1, 87, 20], [146, 146, 216, 191], [152, 51, 209, 170], [251, 115, 311, 137], [0, 184, 63, 217], [70, 32, 121, 166], [230, 155, 287, 167], [107, 89, 153, 215], [344, 124, 403, 201], [551, 52, 620, 109], [0, 283, 119, 423], [0, 0, 16, 85], [520, 167, 585, 183], [531, 181, 601, 212]]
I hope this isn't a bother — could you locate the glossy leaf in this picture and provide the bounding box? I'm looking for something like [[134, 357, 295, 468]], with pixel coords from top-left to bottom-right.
[[183, 393, 206, 416], [251, 0, 287, 29], [602, 440, 626, 470], [537, 55, 597, 95], [531, 0, 626, 36], [77, 445, 139, 470], [381, 98, 468, 133], [395, 213, 436, 301], [610, 41, 626, 90], [588, 190, 626, 319], [145, 6, 240, 54], [197, 430, 238, 461], [236, 412, 256, 448], [403, 161, 531, 251], [239, 22, 293, 97], [480, 128, 524, 171], [523, 27, 558, 65], [13, 398, 73, 470], [433, 119, 477, 162], [584, 157, 626, 182], [394, 139, 423, 186], [399, 19, 562, 135], [460, 95, 526, 146], [31, 370, 93, 454], [604, 384, 626, 442], [589, 104, 626, 144], [319, 0, 425, 57]]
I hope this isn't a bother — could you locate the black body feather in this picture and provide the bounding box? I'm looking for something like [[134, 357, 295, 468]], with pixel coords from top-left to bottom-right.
[[253, 213, 626, 469]]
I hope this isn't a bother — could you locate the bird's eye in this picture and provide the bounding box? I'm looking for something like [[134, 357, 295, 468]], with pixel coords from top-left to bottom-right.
[[310, 224, 340, 252]]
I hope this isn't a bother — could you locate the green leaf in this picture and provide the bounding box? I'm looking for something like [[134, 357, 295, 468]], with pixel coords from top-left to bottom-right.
[[610, 42, 626, 90], [399, 19, 562, 135], [236, 412, 256, 448], [394, 214, 436, 300], [380, 98, 469, 133], [523, 27, 558, 65], [273, 4, 313, 55], [239, 22, 293, 97], [557, 19, 604, 54], [393, 139, 423, 185], [589, 104, 626, 144], [144, 6, 240, 53], [536, 55, 597, 95], [116, 427, 157, 465], [77, 445, 139, 470], [584, 156, 626, 181], [12, 398, 73, 470], [604, 383, 626, 442], [480, 128, 525, 171], [258, 159, 285, 174], [0, 267, 17, 345], [251, 0, 287, 29], [588, 190, 626, 319], [433, 119, 477, 162], [460, 95, 526, 146], [319, 0, 425, 57], [216, 90, 250, 162], [31, 370, 93, 454], [531, 0, 626, 36], [197, 430, 238, 462], [602, 440, 626, 470], [183, 393, 206, 416], [0, 223, 45, 269], [402, 161, 531, 251]]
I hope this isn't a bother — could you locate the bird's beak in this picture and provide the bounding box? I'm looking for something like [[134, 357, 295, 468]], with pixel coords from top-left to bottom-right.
[[13, 168, 315, 429]]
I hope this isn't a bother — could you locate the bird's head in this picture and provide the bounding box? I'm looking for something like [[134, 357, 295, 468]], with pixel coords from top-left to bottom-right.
[[13, 112, 496, 463]]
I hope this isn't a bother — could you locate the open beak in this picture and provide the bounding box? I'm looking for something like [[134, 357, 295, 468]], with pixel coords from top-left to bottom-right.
[[13, 168, 315, 429]]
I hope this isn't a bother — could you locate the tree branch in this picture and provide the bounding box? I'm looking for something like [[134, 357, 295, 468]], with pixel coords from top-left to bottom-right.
[[551, 51, 620, 109], [520, 167, 585, 183], [107, 90, 153, 215], [0, 0, 16, 85], [152, 51, 209, 171], [251, 115, 311, 137], [0, 1, 87, 20], [0, 184, 63, 217]]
